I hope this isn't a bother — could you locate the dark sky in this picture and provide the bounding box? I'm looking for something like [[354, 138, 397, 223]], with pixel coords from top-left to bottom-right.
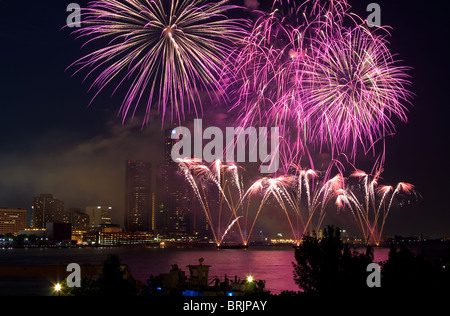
[[0, 0, 449, 238]]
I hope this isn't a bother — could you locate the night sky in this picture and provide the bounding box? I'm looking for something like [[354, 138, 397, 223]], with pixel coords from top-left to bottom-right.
[[0, 0, 449, 238]]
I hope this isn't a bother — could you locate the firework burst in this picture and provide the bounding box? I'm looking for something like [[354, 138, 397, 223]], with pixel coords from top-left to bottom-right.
[[302, 25, 413, 156], [69, 0, 248, 124], [223, 0, 413, 171]]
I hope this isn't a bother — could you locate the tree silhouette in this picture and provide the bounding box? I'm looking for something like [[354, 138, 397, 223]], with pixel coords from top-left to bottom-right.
[[97, 254, 137, 296], [292, 226, 374, 295], [381, 243, 447, 294]]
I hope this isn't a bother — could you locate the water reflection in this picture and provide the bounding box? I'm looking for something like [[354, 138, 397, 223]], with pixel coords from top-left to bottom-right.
[[0, 246, 391, 295]]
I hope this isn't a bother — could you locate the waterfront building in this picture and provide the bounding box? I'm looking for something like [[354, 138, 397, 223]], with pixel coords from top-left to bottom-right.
[[32, 194, 66, 229], [18, 228, 46, 239], [17, 222, 71, 243], [68, 208, 89, 232], [99, 230, 155, 246], [0, 208, 27, 235], [45, 222, 71, 242]]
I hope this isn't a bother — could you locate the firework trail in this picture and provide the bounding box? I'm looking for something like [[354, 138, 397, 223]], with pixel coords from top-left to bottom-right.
[[219, 216, 243, 245], [235, 162, 346, 245], [69, 0, 248, 125], [179, 158, 418, 246], [178, 159, 218, 241], [336, 167, 419, 245], [236, 176, 288, 245], [177, 158, 317, 245], [282, 162, 345, 243], [178, 159, 248, 246]]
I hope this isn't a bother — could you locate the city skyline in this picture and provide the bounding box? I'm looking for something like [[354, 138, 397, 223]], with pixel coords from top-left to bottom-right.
[[0, 0, 449, 240]]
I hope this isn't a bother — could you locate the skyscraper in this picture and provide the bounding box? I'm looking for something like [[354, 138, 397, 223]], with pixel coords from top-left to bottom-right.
[[85, 206, 112, 229], [32, 194, 66, 229], [125, 160, 152, 232], [161, 128, 196, 236]]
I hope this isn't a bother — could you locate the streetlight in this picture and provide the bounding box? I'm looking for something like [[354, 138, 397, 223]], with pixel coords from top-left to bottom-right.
[[54, 283, 61, 296]]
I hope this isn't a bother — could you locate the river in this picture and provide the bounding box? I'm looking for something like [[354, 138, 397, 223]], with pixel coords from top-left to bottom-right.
[[0, 245, 390, 296]]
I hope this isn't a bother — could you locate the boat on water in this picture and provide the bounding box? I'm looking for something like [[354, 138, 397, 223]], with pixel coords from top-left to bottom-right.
[[145, 258, 269, 296]]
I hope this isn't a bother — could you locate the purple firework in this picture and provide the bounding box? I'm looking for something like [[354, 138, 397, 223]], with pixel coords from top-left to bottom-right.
[[301, 25, 413, 157], [223, 0, 413, 171]]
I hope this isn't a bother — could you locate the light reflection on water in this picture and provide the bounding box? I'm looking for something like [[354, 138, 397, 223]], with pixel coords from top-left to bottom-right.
[[0, 246, 390, 295]]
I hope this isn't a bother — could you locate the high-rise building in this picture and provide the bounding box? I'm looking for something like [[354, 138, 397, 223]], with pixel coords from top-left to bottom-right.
[[154, 165, 169, 234], [151, 192, 156, 231], [153, 129, 175, 234], [32, 194, 66, 229], [85, 206, 111, 229], [125, 160, 152, 232], [67, 208, 90, 232], [161, 128, 195, 236], [0, 208, 27, 235]]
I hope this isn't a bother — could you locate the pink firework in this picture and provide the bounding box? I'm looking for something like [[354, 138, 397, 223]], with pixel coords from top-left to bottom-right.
[[302, 25, 413, 157], [178, 159, 247, 245], [224, 0, 413, 171], [341, 167, 418, 245]]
